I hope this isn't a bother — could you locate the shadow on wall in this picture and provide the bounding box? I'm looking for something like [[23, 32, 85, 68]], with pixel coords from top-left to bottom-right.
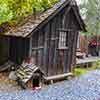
[[0, 37, 9, 65]]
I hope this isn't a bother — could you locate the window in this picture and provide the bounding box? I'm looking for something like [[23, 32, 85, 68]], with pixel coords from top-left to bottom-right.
[[59, 31, 68, 49]]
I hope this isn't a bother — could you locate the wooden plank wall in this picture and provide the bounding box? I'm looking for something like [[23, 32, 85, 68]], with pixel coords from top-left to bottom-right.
[[30, 6, 79, 77]]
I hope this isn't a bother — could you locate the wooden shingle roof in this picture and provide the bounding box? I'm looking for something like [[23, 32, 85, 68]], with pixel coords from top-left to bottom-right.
[[0, 0, 86, 37]]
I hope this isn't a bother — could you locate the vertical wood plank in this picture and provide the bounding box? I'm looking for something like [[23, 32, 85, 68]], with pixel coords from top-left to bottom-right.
[[71, 31, 78, 72], [29, 37, 32, 57], [53, 15, 60, 75], [63, 10, 71, 73], [43, 24, 50, 76], [48, 18, 57, 76]]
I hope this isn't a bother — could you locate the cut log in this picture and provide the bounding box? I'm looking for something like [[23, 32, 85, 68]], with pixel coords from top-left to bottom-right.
[[43, 73, 73, 81]]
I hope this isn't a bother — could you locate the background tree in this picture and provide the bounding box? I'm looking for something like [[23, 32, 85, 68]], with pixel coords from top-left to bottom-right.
[[79, 0, 100, 35], [0, 0, 58, 26], [79, 0, 100, 54]]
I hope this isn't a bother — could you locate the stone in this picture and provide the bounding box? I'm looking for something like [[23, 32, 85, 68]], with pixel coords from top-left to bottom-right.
[[0, 70, 100, 99]]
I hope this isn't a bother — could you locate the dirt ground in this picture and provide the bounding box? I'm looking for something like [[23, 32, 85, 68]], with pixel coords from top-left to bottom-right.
[[0, 72, 21, 92]]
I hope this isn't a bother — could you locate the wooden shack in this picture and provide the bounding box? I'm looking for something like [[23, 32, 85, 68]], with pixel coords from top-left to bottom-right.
[[0, 0, 86, 78]]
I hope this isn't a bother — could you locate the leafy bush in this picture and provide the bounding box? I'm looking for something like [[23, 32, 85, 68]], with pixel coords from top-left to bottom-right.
[[0, 0, 59, 25], [74, 60, 100, 76], [74, 68, 88, 76], [91, 60, 100, 69]]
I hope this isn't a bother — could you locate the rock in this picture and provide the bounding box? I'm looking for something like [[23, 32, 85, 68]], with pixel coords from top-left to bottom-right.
[[0, 70, 100, 99]]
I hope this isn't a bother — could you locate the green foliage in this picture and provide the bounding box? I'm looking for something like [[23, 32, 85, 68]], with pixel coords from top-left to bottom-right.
[[0, 0, 13, 24], [80, 0, 100, 35], [74, 60, 100, 76], [0, 0, 59, 26], [91, 60, 100, 69], [40, 0, 58, 10], [74, 68, 88, 76]]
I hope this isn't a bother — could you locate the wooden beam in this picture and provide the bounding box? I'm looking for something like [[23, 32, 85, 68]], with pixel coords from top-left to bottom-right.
[[57, 28, 78, 32], [32, 46, 44, 50], [43, 73, 73, 81], [56, 47, 68, 50]]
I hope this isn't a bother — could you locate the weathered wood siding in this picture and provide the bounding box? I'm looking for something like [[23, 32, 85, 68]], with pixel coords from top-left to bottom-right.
[[0, 6, 80, 77], [30, 6, 80, 77], [0, 2, 85, 77]]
